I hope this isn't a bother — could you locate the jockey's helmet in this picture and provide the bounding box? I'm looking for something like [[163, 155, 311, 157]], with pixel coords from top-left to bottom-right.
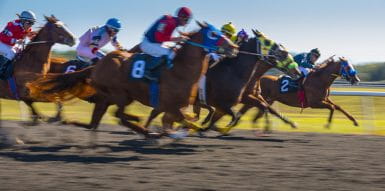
[[105, 18, 122, 32], [310, 48, 320, 57], [237, 29, 249, 40], [18, 10, 36, 23], [176, 7, 192, 20], [221, 22, 236, 37]]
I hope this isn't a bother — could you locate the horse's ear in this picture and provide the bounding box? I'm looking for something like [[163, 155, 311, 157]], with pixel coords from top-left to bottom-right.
[[252, 29, 262, 37], [196, 20, 207, 28], [51, 15, 58, 22], [44, 15, 49, 22], [339, 56, 346, 61]]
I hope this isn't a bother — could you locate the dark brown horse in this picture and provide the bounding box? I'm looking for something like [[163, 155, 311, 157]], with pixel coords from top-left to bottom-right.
[[233, 57, 360, 132], [28, 22, 238, 138], [144, 30, 301, 135], [0, 16, 75, 124]]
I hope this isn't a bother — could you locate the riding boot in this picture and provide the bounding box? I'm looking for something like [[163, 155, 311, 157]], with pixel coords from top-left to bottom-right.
[[0, 56, 11, 80], [90, 57, 100, 65], [162, 55, 173, 69]]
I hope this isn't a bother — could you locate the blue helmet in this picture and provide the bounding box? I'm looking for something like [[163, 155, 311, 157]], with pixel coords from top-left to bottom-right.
[[105, 18, 122, 31]]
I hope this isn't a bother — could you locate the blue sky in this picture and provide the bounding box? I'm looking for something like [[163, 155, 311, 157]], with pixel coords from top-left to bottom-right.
[[0, 0, 384, 64]]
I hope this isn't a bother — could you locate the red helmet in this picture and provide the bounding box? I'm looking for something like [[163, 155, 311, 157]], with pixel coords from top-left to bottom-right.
[[176, 7, 192, 19]]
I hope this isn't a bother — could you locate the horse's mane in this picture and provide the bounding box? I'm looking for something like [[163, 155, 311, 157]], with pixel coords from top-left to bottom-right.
[[311, 58, 339, 76], [50, 57, 68, 63], [23, 16, 58, 54]]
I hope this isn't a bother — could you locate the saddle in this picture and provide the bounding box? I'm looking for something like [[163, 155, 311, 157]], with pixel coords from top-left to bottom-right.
[[63, 59, 91, 73], [278, 75, 300, 94], [0, 55, 16, 80], [129, 53, 170, 83]]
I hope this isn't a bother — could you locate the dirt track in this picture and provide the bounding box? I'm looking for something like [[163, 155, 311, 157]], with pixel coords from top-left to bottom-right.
[[0, 121, 385, 191]]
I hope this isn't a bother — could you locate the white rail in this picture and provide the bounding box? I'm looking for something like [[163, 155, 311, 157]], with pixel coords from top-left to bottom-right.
[[330, 91, 385, 97]]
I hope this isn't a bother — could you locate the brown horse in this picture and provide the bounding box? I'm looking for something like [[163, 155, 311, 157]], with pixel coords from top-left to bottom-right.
[[143, 30, 301, 135], [0, 16, 75, 124], [233, 57, 360, 132], [28, 22, 238, 138]]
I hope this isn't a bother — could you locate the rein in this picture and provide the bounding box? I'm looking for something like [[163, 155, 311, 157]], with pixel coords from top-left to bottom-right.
[[184, 40, 219, 52], [238, 50, 277, 58], [27, 41, 53, 45]]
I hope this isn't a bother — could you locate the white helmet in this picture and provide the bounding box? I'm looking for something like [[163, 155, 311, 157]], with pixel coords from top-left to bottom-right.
[[18, 10, 37, 22]]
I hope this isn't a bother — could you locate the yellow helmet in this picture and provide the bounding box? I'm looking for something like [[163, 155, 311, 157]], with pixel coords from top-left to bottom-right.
[[221, 22, 236, 37]]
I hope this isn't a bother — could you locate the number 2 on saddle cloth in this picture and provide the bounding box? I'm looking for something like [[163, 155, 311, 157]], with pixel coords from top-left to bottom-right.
[[279, 75, 307, 107]]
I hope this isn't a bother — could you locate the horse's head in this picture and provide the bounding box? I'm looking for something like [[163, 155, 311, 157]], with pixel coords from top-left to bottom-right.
[[33, 15, 76, 47], [192, 21, 238, 57], [337, 57, 360, 85], [252, 29, 300, 77]]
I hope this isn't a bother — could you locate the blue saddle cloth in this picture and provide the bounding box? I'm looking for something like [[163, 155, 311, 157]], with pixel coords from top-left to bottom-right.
[[279, 75, 299, 94], [129, 53, 168, 108], [129, 53, 167, 82], [63, 60, 90, 73]]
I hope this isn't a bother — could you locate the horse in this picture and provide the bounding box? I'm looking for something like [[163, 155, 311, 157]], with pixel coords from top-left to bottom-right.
[[41, 46, 142, 123], [0, 15, 75, 125], [234, 56, 360, 131], [144, 29, 301, 135], [27, 21, 239, 138]]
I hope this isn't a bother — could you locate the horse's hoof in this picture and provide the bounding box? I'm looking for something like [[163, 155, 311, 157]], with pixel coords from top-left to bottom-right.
[[263, 129, 273, 134], [354, 121, 359, 126], [324, 124, 331, 129], [291, 122, 298, 129], [21, 121, 39, 126], [188, 117, 199, 122], [47, 117, 61, 123], [168, 129, 188, 140]]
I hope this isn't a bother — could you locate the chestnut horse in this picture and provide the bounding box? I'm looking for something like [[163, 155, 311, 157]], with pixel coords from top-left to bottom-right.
[[233, 57, 360, 132], [0, 16, 75, 124], [28, 22, 238, 138]]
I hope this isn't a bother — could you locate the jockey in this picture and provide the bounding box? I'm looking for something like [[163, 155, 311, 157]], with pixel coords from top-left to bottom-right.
[[209, 22, 239, 64], [221, 22, 237, 42], [293, 48, 321, 77], [234, 29, 249, 45], [0, 10, 37, 69], [76, 18, 123, 64], [140, 7, 192, 69]]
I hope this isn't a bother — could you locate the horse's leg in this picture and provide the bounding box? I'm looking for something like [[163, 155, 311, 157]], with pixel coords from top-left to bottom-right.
[[47, 103, 63, 123], [311, 100, 335, 128], [23, 100, 41, 125], [327, 99, 358, 126], [201, 109, 226, 132], [88, 101, 110, 130], [144, 108, 162, 128], [161, 110, 200, 139], [263, 111, 272, 133], [115, 102, 150, 137], [252, 108, 265, 125], [230, 104, 253, 128], [201, 104, 214, 125], [251, 95, 297, 129], [191, 103, 201, 122]]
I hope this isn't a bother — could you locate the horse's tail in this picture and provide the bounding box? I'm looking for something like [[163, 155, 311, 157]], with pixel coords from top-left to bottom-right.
[[26, 66, 96, 102]]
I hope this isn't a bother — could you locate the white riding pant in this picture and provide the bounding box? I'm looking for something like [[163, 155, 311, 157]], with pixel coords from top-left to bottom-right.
[[0, 42, 16, 60], [76, 44, 106, 62], [139, 37, 175, 59], [299, 66, 311, 77]]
